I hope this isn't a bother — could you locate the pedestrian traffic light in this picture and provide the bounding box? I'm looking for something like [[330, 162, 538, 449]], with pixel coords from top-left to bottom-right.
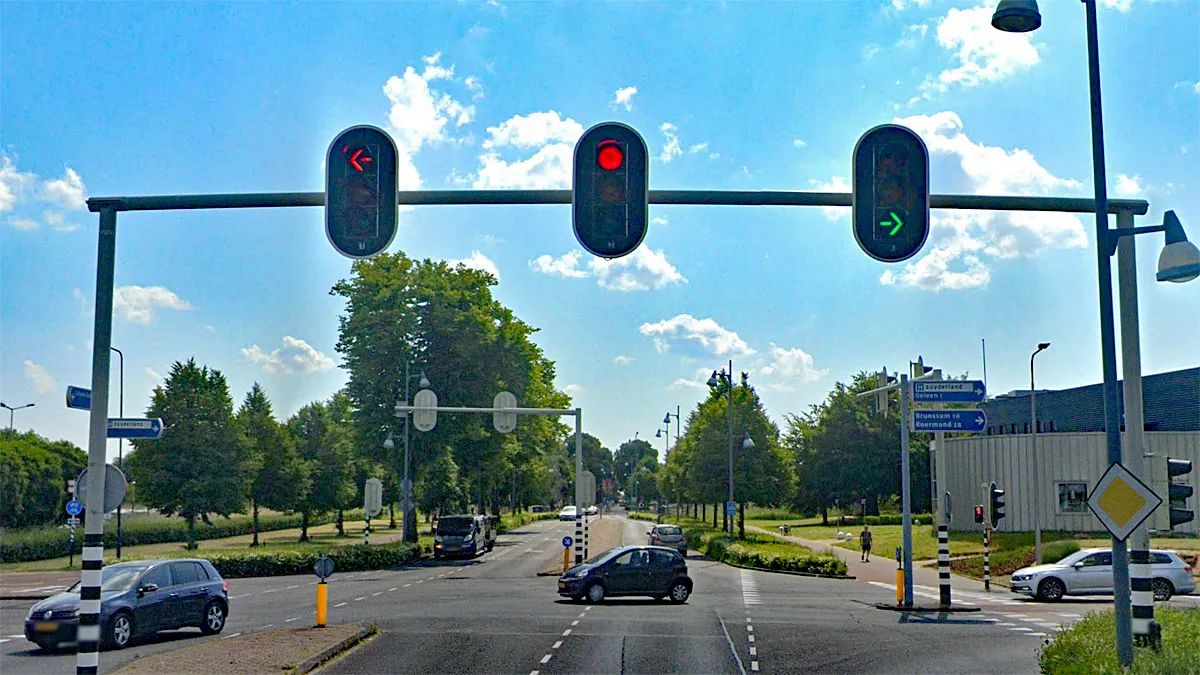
[[852, 124, 930, 263], [974, 505, 985, 524], [989, 482, 1005, 528], [326, 125, 400, 259], [572, 122, 649, 259], [1167, 458, 1194, 529]]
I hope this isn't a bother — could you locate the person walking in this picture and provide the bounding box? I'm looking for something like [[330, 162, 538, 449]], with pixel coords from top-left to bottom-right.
[[860, 525, 873, 562]]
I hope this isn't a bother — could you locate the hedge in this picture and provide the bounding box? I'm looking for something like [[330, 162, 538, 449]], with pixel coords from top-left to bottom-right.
[[0, 512, 336, 564], [199, 541, 423, 578], [497, 512, 559, 534], [684, 526, 849, 577]]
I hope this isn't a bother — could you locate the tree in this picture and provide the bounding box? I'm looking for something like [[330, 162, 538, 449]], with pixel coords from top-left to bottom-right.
[[286, 397, 355, 542], [614, 438, 655, 490], [237, 383, 310, 546], [127, 359, 252, 549], [416, 447, 465, 517], [0, 432, 85, 528]]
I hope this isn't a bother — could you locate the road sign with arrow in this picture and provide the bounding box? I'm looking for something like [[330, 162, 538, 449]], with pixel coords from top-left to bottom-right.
[[911, 410, 987, 432], [912, 380, 987, 403]]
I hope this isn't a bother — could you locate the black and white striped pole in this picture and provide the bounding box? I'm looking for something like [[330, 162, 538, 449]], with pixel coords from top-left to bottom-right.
[[983, 527, 991, 592], [575, 411, 584, 566], [583, 510, 589, 560], [937, 521, 951, 606]]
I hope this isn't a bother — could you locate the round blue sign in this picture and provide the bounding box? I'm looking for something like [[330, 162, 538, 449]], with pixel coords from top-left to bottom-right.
[[562, 536, 574, 548], [65, 500, 83, 516]]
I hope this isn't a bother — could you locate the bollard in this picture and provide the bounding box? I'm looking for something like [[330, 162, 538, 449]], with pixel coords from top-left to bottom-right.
[[896, 568, 904, 604], [316, 582, 327, 627], [563, 546, 570, 574]]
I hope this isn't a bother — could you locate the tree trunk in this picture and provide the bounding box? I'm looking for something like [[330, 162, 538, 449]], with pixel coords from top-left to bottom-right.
[[738, 502, 745, 540], [251, 500, 260, 547], [300, 511, 309, 542], [821, 505, 829, 526], [389, 503, 396, 529], [721, 502, 727, 533], [336, 509, 344, 536], [186, 515, 197, 550], [713, 502, 718, 529], [702, 503, 706, 522]]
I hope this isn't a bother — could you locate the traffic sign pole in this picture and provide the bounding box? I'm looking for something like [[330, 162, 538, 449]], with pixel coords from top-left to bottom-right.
[[899, 374, 913, 607]]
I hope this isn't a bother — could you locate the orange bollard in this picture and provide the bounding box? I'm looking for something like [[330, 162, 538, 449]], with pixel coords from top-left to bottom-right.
[[316, 582, 327, 627], [563, 547, 570, 574], [895, 568, 904, 604]]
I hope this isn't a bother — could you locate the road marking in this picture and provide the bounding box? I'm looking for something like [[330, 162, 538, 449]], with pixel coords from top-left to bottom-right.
[[221, 632, 242, 640], [562, 629, 571, 636], [0, 639, 9, 644], [334, 602, 347, 608], [746, 625, 753, 632], [1009, 627, 1032, 632], [373, 592, 383, 596], [262, 589, 278, 594], [404, 584, 412, 588], [578, 612, 586, 618], [285, 618, 298, 623], [740, 570, 761, 606], [355, 596, 366, 601], [230, 594, 252, 599], [751, 661, 760, 672], [287, 585, 299, 590], [540, 654, 552, 664], [308, 582, 317, 586], [530, 671, 539, 675], [439, 573, 447, 577], [717, 614, 748, 675], [389, 587, 397, 592], [416, 580, 424, 584], [1057, 613, 1081, 618], [749, 647, 757, 656], [571, 620, 579, 626], [552, 641, 563, 649], [261, 623, 274, 629], [995, 622, 1016, 627], [748, 635, 755, 643], [746, 617, 752, 623], [584, 606, 592, 612], [1019, 617, 1043, 623], [5, 634, 27, 638]]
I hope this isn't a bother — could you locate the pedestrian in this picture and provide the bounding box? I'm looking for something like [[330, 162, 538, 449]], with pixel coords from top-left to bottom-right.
[[860, 525, 873, 562]]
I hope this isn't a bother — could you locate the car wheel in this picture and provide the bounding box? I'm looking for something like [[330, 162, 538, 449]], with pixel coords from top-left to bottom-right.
[[1036, 577, 1065, 602], [1151, 578, 1174, 602], [668, 581, 691, 604], [200, 601, 226, 635], [585, 582, 606, 603], [106, 611, 134, 650]]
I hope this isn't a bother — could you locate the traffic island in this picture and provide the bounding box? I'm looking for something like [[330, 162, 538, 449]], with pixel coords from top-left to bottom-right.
[[536, 516, 627, 576], [874, 603, 981, 613], [111, 624, 375, 675]]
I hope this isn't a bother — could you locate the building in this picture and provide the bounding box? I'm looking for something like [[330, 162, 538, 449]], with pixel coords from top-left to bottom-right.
[[941, 367, 1199, 536]]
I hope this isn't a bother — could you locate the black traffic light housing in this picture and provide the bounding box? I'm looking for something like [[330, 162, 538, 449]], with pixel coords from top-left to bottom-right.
[[852, 124, 930, 263], [989, 482, 1006, 528], [573, 122, 649, 259], [326, 125, 400, 259], [974, 505, 985, 524], [1167, 458, 1194, 529]]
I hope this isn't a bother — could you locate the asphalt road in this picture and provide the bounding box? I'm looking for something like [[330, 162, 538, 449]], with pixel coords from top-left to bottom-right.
[[1, 515, 1195, 675]]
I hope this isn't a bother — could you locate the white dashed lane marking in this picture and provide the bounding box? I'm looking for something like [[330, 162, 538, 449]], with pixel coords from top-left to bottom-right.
[[389, 587, 397, 592], [540, 654, 552, 664], [552, 641, 563, 649], [334, 602, 347, 608], [562, 629, 571, 636], [285, 618, 298, 623], [221, 632, 242, 640]]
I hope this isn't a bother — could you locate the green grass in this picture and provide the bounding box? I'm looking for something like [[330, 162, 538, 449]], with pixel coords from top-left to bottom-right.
[[1041, 607, 1200, 674]]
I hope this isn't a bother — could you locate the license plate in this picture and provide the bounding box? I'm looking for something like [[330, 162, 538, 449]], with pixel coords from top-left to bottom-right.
[[34, 622, 59, 633]]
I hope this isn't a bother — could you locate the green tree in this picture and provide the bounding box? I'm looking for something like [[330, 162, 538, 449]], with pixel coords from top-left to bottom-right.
[[0, 432, 84, 528], [127, 359, 252, 549], [237, 383, 311, 546], [416, 446, 465, 517], [286, 396, 355, 542]]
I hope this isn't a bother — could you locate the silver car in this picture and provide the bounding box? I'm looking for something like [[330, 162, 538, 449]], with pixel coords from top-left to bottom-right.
[[1010, 548, 1196, 601]]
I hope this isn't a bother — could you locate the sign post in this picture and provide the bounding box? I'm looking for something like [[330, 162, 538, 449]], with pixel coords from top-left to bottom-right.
[[562, 536, 574, 574], [313, 556, 334, 628]]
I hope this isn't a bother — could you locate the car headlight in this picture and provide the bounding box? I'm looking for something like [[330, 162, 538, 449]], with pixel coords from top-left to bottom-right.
[[74, 609, 80, 618], [1012, 574, 1031, 582]]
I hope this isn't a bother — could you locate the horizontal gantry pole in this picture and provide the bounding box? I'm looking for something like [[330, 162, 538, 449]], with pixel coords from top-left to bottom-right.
[[87, 190, 1150, 215], [394, 405, 578, 417]]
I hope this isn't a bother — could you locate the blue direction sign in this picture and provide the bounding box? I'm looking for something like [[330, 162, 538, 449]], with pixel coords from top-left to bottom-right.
[[66, 386, 92, 410], [107, 418, 164, 439], [562, 536, 574, 549], [65, 500, 83, 516], [912, 410, 987, 432], [912, 380, 986, 403]]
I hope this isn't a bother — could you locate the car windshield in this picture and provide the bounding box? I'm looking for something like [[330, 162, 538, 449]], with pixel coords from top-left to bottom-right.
[[67, 566, 149, 594], [1057, 550, 1098, 566], [437, 517, 475, 536], [656, 526, 682, 536], [584, 548, 626, 566]]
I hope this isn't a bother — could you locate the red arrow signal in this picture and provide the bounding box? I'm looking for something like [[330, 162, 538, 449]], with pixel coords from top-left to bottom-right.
[[349, 148, 373, 172]]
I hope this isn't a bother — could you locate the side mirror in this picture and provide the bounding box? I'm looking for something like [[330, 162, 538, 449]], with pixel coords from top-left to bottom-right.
[[138, 583, 159, 596], [1072, 562, 1084, 569]]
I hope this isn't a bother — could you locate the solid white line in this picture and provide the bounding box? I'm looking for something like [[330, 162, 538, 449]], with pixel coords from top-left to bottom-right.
[[221, 632, 242, 640], [540, 654, 552, 664], [717, 614, 748, 675], [0, 639, 9, 644], [335, 602, 347, 608], [553, 641, 563, 649], [563, 629, 571, 636], [4, 634, 24, 639]]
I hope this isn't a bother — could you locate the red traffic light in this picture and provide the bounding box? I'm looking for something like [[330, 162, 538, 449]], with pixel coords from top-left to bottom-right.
[[597, 141, 624, 171]]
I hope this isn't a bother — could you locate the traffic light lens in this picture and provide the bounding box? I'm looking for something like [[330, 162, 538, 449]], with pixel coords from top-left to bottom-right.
[[597, 143, 624, 171]]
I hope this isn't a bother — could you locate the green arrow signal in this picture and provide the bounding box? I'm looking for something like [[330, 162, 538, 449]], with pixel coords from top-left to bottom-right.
[[878, 211, 904, 236]]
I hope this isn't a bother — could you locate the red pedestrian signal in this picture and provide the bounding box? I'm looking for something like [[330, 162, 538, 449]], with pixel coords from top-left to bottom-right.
[[974, 505, 985, 524]]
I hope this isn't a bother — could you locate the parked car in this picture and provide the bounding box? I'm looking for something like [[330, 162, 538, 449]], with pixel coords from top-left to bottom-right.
[[24, 559, 228, 651], [558, 545, 692, 603], [647, 524, 687, 555], [434, 514, 496, 560], [558, 506, 578, 521], [530, 505, 550, 513], [1010, 548, 1195, 601], [585, 505, 599, 516]]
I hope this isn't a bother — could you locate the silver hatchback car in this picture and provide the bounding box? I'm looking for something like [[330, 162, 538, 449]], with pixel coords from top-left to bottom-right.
[[1011, 548, 1196, 601]]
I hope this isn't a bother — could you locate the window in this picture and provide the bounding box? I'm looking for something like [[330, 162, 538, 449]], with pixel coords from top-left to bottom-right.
[[1080, 552, 1112, 567], [1058, 483, 1088, 514], [171, 562, 204, 585], [140, 565, 171, 590], [1150, 553, 1173, 565]]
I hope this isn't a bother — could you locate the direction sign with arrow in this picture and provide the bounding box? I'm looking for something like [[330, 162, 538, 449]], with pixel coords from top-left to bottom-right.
[[66, 385, 92, 410], [911, 410, 987, 432], [106, 418, 164, 439], [912, 380, 987, 403]]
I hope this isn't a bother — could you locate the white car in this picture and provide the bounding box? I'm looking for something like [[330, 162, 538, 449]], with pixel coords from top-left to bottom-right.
[[1010, 548, 1195, 601], [558, 506, 578, 521], [585, 505, 599, 516]]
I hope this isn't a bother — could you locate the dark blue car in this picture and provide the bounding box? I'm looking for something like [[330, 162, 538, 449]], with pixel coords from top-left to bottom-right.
[[24, 559, 229, 651]]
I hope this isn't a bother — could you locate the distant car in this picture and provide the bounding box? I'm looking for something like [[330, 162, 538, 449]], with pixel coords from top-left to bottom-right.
[[558, 545, 692, 603], [559, 506, 578, 521], [647, 524, 687, 555], [24, 559, 228, 651], [434, 514, 496, 560], [530, 505, 550, 513], [1010, 548, 1195, 601], [585, 505, 599, 516]]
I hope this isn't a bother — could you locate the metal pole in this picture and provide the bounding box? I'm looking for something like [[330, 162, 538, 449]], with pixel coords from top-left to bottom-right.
[[899, 374, 913, 606], [984, 527, 991, 592], [982, 339, 988, 403], [1082, 1, 1133, 666], [77, 208, 116, 675], [112, 347, 123, 560], [575, 409, 583, 566], [1031, 350, 1041, 565], [1116, 209, 1155, 646], [727, 360, 735, 541]]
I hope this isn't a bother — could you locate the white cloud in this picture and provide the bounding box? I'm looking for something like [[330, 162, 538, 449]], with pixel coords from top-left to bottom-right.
[[472, 111, 583, 189], [792, 139, 807, 148], [564, 384, 584, 396], [639, 314, 754, 357], [113, 285, 193, 323], [611, 86, 638, 111], [809, 176, 851, 221], [614, 356, 635, 366], [864, 43, 881, 60], [898, 23, 928, 48], [1100, 0, 1173, 12], [464, 75, 485, 100], [0, 154, 34, 211], [920, 6, 1039, 96], [23, 360, 57, 394], [205, 324, 217, 334], [651, 216, 668, 227], [1113, 174, 1144, 197], [41, 168, 87, 210], [689, 142, 709, 154], [880, 233, 992, 292], [892, 0, 931, 8], [7, 216, 39, 230], [530, 250, 588, 278], [482, 111, 583, 150], [383, 53, 475, 190], [757, 343, 827, 390], [146, 367, 162, 381], [43, 210, 79, 233], [658, 123, 683, 163], [447, 250, 500, 280], [669, 377, 708, 391], [242, 336, 335, 375]]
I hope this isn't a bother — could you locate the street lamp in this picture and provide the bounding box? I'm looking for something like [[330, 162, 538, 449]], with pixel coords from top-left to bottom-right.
[[111, 346, 125, 560], [1030, 342, 1050, 565], [390, 363, 429, 543], [742, 431, 755, 450], [707, 361, 735, 541], [1, 402, 35, 439]]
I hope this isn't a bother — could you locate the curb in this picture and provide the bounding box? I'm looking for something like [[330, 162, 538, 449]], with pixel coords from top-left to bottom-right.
[[874, 602, 982, 613], [296, 624, 376, 674], [710, 557, 855, 580]]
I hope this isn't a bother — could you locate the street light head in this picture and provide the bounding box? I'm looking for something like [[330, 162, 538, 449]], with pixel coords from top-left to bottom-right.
[[663, 412, 671, 424], [742, 432, 755, 449], [656, 428, 663, 438], [1156, 211, 1200, 283], [382, 432, 395, 450], [1037, 342, 1051, 351], [991, 0, 1041, 33], [706, 371, 719, 388], [418, 372, 431, 388]]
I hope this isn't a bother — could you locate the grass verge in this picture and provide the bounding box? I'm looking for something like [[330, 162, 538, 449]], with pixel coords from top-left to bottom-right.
[[680, 521, 848, 577], [1040, 607, 1200, 674]]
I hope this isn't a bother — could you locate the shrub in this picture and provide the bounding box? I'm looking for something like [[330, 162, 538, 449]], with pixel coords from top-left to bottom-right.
[[1043, 540, 1081, 564], [685, 524, 847, 577], [201, 541, 422, 578], [1041, 607, 1200, 674]]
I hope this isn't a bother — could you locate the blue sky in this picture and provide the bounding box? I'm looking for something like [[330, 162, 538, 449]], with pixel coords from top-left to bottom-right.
[[2, 0, 1197, 462]]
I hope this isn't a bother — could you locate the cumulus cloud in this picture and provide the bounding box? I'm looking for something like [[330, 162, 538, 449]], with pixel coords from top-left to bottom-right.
[[639, 314, 754, 357], [611, 86, 638, 111], [809, 176, 851, 221], [0, 155, 34, 212], [1113, 174, 1144, 197], [792, 139, 807, 148], [892, 0, 931, 9], [920, 6, 1039, 97], [563, 384, 584, 396], [530, 250, 588, 278], [464, 75, 485, 99], [529, 247, 686, 291], [614, 356, 635, 366], [1, 154, 88, 231], [24, 360, 57, 394], [447, 250, 501, 280], [41, 168, 88, 210], [383, 53, 475, 191], [898, 23, 928, 48], [242, 336, 335, 375], [7, 216, 39, 230], [113, 285, 193, 323], [472, 111, 583, 189], [1100, 0, 1173, 12], [658, 123, 683, 164], [689, 142, 709, 154], [756, 343, 827, 390]]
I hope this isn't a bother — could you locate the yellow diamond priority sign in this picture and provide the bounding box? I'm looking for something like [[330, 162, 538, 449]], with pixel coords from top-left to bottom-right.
[[1087, 462, 1162, 541]]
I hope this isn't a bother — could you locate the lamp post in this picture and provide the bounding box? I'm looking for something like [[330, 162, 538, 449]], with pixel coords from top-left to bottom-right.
[[1030, 342, 1050, 565], [387, 363, 429, 544], [1, 402, 34, 440], [993, 1, 1200, 665], [707, 361, 735, 541], [111, 347, 124, 560]]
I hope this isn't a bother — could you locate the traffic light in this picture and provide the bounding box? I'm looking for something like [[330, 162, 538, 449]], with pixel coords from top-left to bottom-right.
[[989, 481, 1005, 528], [572, 122, 649, 259], [974, 505, 985, 524], [326, 125, 400, 259], [875, 367, 896, 415], [912, 356, 933, 378], [1167, 458, 1194, 529], [852, 124, 930, 263]]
